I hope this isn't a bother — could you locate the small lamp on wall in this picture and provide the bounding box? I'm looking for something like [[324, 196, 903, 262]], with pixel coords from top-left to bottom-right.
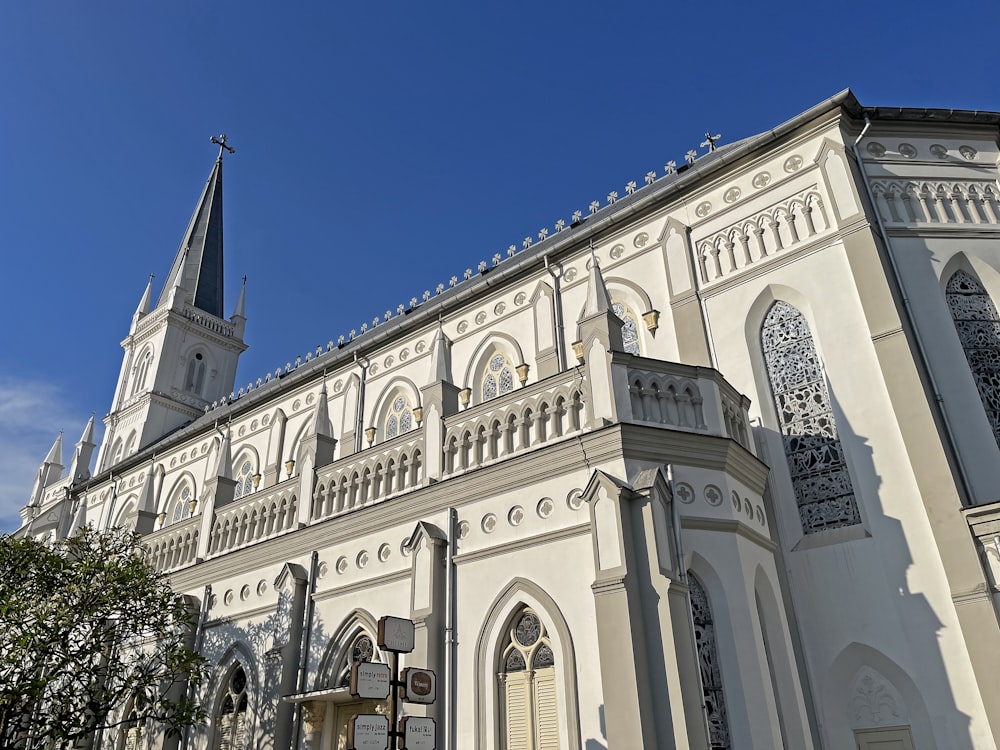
[[413, 406, 424, 426], [252, 473, 262, 490], [364, 427, 376, 446], [459, 388, 472, 408], [516, 363, 530, 386], [157, 511, 167, 528], [572, 341, 585, 362], [187, 497, 198, 515], [642, 309, 660, 334], [285, 459, 296, 479]]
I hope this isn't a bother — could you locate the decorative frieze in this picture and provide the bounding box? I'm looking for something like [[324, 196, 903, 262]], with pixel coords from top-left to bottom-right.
[[871, 179, 1000, 226]]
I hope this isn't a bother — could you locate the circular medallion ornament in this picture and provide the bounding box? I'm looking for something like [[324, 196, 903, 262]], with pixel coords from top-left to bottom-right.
[[514, 292, 527, 306], [724, 187, 741, 204], [960, 145, 978, 161], [866, 142, 886, 158], [494, 302, 506, 316], [336, 556, 349, 574], [695, 201, 712, 218], [458, 520, 471, 539], [400, 538, 412, 556], [929, 143, 948, 159], [610, 244, 625, 259], [537, 497, 554, 518], [415, 340, 427, 354], [633, 232, 649, 248], [240, 585, 251, 601], [674, 482, 695, 504], [704, 484, 723, 506], [732, 491, 741, 510], [482, 513, 497, 533], [356, 550, 369, 569], [399, 348, 409, 361], [515, 613, 541, 646], [508, 506, 524, 526], [475, 311, 487, 325], [223, 589, 234, 606], [457, 320, 469, 334], [566, 488, 584, 510], [564, 267, 578, 282], [898, 143, 917, 158], [756, 505, 766, 525], [378, 544, 391, 562], [752, 171, 771, 188], [783, 155, 803, 173], [257, 579, 268, 595]]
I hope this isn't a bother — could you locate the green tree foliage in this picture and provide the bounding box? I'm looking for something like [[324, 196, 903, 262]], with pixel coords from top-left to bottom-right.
[[0, 527, 207, 748]]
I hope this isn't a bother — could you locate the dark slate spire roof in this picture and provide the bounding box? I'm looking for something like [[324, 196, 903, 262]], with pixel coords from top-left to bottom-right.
[[156, 152, 226, 317]]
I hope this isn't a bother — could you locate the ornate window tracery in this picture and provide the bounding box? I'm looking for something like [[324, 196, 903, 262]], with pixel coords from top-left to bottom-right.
[[334, 632, 385, 687], [185, 352, 206, 395], [689, 576, 731, 750], [384, 395, 415, 441], [233, 458, 254, 499], [169, 483, 194, 525], [612, 301, 641, 356], [499, 607, 559, 749], [215, 664, 248, 750], [481, 351, 515, 403], [761, 301, 861, 533], [130, 349, 153, 397], [946, 270, 1000, 446]]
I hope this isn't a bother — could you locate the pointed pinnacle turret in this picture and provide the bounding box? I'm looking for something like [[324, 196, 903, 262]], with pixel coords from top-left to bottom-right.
[[232, 275, 247, 319], [70, 415, 97, 483], [135, 274, 154, 316], [582, 244, 614, 317], [428, 319, 454, 383], [312, 380, 333, 438], [156, 137, 232, 318], [44, 432, 64, 467], [213, 427, 233, 480]]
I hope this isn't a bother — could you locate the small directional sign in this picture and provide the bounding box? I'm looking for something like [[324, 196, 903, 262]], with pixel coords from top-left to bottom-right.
[[348, 714, 389, 750], [401, 667, 436, 705], [350, 661, 392, 700], [400, 716, 436, 750], [377, 615, 415, 653]]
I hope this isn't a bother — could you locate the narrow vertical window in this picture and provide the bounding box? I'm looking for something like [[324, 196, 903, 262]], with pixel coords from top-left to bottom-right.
[[761, 301, 861, 534], [185, 352, 206, 395], [384, 396, 415, 441], [612, 301, 641, 355], [215, 664, 248, 750], [689, 576, 731, 750], [169, 484, 194, 525], [946, 270, 1000, 446], [499, 608, 559, 750]]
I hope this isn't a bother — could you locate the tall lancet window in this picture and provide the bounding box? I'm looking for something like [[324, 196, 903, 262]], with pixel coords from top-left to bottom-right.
[[499, 608, 559, 750], [185, 352, 207, 396], [761, 301, 861, 534], [612, 301, 641, 355], [215, 664, 249, 750], [688, 575, 731, 750], [233, 458, 255, 499], [946, 270, 1000, 446]]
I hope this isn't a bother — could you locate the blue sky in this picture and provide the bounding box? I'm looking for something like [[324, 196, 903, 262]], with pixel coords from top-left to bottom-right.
[[2, 2, 999, 531]]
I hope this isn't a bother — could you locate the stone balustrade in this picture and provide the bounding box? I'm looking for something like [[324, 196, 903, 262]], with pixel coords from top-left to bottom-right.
[[146, 514, 200, 571], [207, 480, 298, 557]]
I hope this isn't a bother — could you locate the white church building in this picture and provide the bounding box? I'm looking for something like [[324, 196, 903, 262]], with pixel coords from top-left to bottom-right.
[[18, 90, 1000, 749]]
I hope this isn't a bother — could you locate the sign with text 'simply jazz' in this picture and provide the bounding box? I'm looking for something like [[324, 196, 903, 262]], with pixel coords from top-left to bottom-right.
[[377, 615, 415, 653], [347, 714, 388, 750]]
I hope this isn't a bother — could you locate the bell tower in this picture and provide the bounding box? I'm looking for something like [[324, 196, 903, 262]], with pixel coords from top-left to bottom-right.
[[96, 136, 248, 472]]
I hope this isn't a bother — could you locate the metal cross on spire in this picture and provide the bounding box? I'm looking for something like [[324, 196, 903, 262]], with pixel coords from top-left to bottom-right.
[[211, 133, 235, 160], [701, 131, 722, 152]]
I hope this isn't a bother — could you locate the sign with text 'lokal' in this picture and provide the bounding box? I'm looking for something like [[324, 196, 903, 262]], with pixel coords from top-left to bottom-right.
[[401, 667, 436, 705], [377, 615, 415, 653], [400, 716, 436, 750], [350, 661, 392, 700], [347, 714, 388, 750]]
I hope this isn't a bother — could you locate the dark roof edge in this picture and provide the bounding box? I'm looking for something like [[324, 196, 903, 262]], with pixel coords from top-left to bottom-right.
[[864, 106, 1000, 126]]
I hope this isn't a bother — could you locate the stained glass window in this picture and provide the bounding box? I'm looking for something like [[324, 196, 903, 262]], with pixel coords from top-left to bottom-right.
[[384, 395, 415, 441], [482, 352, 515, 402], [500, 607, 559, 749], [946, 270, 1000, 447], [612, 301, 641, 355], [170, 485, 193, 525], [215, 664, 248, 750], [334, 632, 385, 687], [689, 576, 731, 750], [234, 459, 254, 499], [761, 301, 860, 534]]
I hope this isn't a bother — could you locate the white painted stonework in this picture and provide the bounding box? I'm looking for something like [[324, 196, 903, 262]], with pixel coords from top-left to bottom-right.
[[18, 91, 1000, 749]]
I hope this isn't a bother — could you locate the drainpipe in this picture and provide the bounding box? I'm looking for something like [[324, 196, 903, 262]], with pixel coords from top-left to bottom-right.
[[666, 464, 685, 582], [851, 114, 977, 505], [291, 551, 319, 750], [544, 255, 567, 371], [444, 508, 457, 750], [354, 355, 369, 453], [181, 584, 212, 750]]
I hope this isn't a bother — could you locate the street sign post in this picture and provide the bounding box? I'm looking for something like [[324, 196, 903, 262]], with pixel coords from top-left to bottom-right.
[[347, 714, 389, 750], [377, 615, 415, 654], [401, 668, 436, 705]]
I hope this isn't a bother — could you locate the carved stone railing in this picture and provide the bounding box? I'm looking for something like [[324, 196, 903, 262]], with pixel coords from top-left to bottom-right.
[[442, 370, 585, 477], [207, 480, 298, 556], [696, 185, 831, 285], [146, 515, 200, 572], [311, 430, 425, 521], [871, 179, 1000, 226], [183, 305, 235, 337], [625, 359, 754, 451]]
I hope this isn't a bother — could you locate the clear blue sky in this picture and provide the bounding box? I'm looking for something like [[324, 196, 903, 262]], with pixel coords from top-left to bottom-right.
[[2, 1, 999, 530]]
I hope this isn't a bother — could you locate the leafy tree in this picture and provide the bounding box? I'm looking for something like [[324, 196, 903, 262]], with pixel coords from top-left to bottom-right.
[[0, 527, 207, 748]]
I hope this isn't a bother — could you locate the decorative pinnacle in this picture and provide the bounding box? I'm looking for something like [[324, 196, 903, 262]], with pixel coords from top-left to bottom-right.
[[701, 132, 721, 152], [211, 134, 235, 160]]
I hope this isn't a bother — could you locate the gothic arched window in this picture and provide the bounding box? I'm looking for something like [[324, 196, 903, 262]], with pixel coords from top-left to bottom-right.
[[689, 575, 731, 750], [481, 351, 515, 403], [131, 349, 153, 397], [499, 608, 559, 749], [185, 352, 207, 395], [761, 301, 861, 534], [168, 483, 194, 525], [214, 664, 248, 750], [384, 395, 415, 441], [612, 300, 641, 356], [946, 270, 1000, 447], [233, 458, 255, 499], [335, 631, 385, 687]]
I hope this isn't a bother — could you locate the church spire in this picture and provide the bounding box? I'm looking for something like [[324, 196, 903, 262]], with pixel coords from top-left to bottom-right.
[[156, 135, 234, 318]]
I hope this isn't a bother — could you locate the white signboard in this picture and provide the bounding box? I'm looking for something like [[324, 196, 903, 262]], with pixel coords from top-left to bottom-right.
[[402, 667, 436, 704], [401, 716, 436, 750], [348, 714, 388, 750], [378, 615, 415, 653], [350, 661, 392, 700]]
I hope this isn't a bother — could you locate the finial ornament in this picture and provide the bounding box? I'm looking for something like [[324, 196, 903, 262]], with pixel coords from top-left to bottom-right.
[[701, 132, 721, 152], [211, 134, 235, 159]]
